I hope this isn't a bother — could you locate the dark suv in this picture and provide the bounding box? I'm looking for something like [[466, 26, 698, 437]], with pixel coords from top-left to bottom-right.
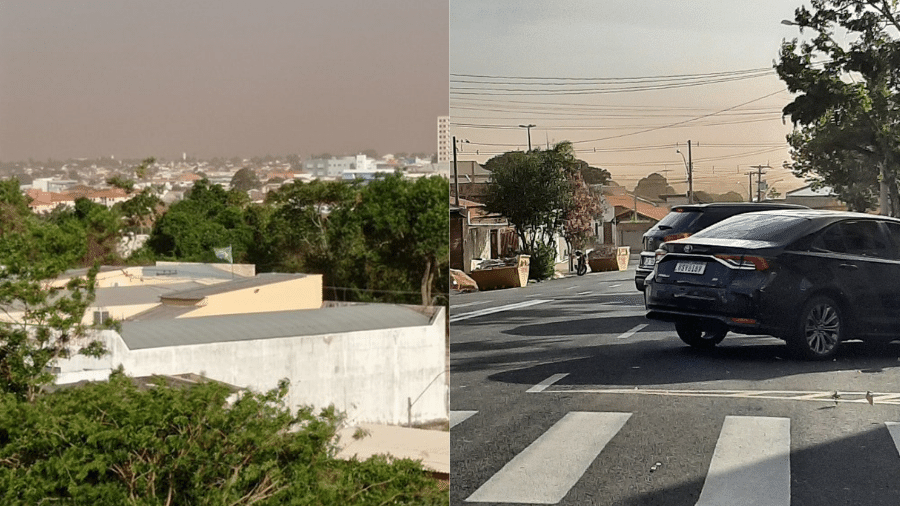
[[634, 202, 808, 290]]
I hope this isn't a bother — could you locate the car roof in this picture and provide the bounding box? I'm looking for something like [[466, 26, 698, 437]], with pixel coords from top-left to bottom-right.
[[746, 208, 900, 222], [670, 202, 809, 212]]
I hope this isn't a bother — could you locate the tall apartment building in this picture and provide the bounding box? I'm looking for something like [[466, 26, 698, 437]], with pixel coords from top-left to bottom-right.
[[437, 116, 451, 163]]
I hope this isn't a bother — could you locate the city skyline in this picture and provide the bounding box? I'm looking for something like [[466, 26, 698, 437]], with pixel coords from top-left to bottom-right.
[[0, 1, 448, 162]]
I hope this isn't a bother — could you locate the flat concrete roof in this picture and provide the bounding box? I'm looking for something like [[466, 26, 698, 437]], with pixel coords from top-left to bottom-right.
[[120, 304, 433, 350]]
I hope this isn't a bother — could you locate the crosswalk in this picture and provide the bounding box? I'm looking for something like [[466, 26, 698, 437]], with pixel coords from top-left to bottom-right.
[[452, 410, 900, 505]]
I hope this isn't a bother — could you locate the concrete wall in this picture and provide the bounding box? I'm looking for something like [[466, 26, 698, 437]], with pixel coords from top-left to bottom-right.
[[56, 307, 448, 426]]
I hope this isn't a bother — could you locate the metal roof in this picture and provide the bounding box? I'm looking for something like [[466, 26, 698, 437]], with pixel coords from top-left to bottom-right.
[[120, 304, 433, 350], [161, 273, 310, 301]]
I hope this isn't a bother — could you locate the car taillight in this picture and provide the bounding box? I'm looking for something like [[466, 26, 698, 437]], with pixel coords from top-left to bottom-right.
[[715, 254, 771, 271], [663, 232, 691, 242]]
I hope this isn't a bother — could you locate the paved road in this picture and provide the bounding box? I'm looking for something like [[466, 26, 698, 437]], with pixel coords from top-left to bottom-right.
[[450, 266, 900, 505]]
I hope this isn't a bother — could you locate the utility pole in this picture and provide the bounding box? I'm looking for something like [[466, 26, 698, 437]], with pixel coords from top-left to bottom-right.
[[747, 172, 755, 202], [519, 124, 535, 151], [687, 140, 693, 204], [452, 136, 460, 207], [750, 164, 769, 202]]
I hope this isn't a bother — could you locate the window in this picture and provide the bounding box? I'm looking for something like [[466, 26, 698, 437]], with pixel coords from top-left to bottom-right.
[[814, 220, 890, 258]]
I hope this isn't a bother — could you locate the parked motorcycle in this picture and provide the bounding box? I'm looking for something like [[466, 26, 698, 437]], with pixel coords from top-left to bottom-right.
[[574, 250, 587, 276]]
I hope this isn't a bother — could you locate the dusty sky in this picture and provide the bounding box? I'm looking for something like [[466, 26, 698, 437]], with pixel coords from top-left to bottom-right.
[[451, 1, 819, 198], [0, 1, 448, 162]]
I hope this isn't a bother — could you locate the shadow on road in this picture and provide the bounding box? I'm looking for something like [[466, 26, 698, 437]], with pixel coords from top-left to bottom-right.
[[451, 313, 900, 386]]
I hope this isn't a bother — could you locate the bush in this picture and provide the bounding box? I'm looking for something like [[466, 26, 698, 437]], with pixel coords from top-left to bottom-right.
[[525, 242, 557, 281], [0, 372, 448, 505]]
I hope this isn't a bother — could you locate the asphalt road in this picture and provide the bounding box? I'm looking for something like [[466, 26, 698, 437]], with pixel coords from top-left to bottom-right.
[[450, 264, 900, 506]]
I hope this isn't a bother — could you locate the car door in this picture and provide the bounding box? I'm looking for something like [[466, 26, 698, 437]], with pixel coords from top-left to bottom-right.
[[812, 219, 895, 335], [876, 221, 900, 333]]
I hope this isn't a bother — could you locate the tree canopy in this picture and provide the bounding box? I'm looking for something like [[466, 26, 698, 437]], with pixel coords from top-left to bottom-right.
[[483, 142, 601, 279], [0, 372, 448, 505], [776, 0, 900, 214]]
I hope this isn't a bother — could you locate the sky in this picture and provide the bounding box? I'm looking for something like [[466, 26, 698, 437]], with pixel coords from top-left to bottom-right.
[[450, 1, 820, 198], [0, 0, 448, 162]]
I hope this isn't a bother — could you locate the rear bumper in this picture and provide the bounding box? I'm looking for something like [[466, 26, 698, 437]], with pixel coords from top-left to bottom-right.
[[644, 279, 789, 337]]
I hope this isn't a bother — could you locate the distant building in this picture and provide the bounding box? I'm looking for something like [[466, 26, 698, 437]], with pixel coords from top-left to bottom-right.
[[437, 116, 451, 163], [303, 154, 374, 179]]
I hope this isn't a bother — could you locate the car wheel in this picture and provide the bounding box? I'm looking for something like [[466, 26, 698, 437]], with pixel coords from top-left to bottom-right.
[[675, 320, 727, 349], [789, 295, 843, 360]]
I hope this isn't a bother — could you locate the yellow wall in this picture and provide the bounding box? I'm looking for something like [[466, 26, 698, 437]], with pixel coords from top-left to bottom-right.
[[180, 275, 324, 318]]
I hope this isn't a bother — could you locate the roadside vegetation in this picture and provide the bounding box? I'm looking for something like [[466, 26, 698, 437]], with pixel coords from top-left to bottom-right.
[[0, 173, 450, 504]]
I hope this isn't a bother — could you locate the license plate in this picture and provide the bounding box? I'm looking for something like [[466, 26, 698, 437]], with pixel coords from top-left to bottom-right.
[[674, 261, 706, 275], [640, 256, 656, 268]]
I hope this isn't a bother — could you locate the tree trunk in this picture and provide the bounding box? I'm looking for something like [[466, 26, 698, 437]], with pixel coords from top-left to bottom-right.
[[420, 259, 433, 306]]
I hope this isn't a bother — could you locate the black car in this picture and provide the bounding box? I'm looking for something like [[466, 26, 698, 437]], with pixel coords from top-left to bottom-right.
[[634, 202, 808, 291], [644, 209, 900, 360]]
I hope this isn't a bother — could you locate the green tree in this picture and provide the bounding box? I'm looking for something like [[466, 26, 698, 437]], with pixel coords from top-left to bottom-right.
[[147, 179, 252, 262], [484, 142, 579, 280], [776, 0, 900, 215], [230, 167, 261, 192], [0, 179, 105, 401], [262, 179, 360, 274], [0, 372, 447, 505], [117, 188, 163, 234], [355, 175, 449, 306]]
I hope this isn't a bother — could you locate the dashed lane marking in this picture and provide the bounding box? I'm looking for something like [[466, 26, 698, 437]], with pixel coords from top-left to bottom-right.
[[450, 410, 478, 429], [527, 373, 569, 393], [617, 323, 649, 339], [449, 299, 552, 323]]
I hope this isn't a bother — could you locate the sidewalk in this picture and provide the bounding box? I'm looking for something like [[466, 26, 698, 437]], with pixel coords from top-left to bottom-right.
[[553, 253, 640, 279], [335, 423, 450, 475]]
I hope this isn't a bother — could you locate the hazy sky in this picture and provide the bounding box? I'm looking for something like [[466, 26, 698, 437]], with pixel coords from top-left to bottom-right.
[[0, 1, 448, 161], [451, 1, 818, 197]]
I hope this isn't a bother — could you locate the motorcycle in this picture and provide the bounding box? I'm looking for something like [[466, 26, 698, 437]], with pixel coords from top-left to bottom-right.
[[574, 250, 588, 276]]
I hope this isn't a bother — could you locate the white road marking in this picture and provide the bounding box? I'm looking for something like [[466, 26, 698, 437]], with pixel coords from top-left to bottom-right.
[[452, 301, 490, 309], [887, 422, 900, 457], [577, 291, 592, 296], [617, 324, 649, 339], [450, 299, 551, 323], [450, 410, 478, 429], [609, 283, 621, 288], [465, 412, 631, 504], [527, 373, 569, 393], [553, 388, 900, 405], [696, 416, 790, 506]]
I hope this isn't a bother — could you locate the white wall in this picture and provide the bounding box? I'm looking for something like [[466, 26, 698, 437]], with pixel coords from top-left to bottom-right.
[[56, 307, 448, 426]]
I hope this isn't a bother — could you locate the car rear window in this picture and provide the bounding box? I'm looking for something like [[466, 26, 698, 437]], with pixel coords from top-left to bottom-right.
[[654, 210, 703, 231], [692, 213, 809, 242]]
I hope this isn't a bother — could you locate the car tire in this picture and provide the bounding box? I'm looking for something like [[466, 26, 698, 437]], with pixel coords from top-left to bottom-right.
[[675, 320, 727, 349], [788, 295, 843, 360]]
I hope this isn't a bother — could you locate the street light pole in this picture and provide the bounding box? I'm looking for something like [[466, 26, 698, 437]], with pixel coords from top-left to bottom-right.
[[519, 124, 535, 151], [452, 136, 460, 207]]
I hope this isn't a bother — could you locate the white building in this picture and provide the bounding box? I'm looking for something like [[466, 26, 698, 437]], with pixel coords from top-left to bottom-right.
[[303, 154, 374, 179], [437, 116, 451, 163], [50, 265, 448, 426]]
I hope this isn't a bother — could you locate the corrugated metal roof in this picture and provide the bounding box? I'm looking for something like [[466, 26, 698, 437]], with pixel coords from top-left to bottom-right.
[[120, 304, 432, 350]]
